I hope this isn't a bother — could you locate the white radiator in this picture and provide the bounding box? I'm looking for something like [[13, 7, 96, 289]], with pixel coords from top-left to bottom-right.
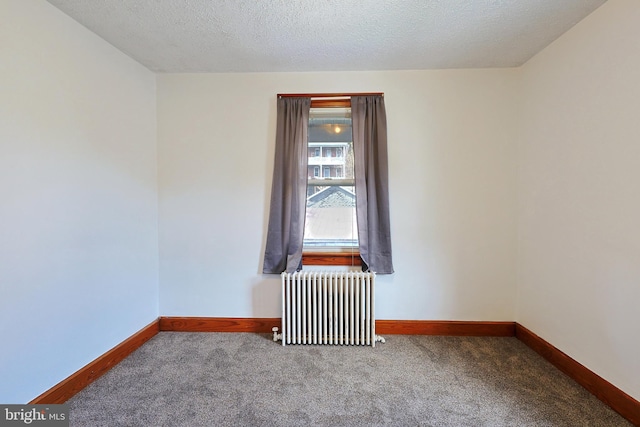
[[272, 271, 384, 347]]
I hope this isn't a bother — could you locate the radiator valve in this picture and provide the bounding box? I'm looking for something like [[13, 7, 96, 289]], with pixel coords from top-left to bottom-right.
[[272, 327, 282, 342]]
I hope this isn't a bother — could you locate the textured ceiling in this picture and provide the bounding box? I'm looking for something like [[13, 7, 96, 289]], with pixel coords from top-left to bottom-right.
[[46, 0, 607, 73]]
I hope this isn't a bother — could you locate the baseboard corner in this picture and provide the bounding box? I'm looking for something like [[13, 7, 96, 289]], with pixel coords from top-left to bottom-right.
[[29, 319, 160, 404], [515, 322, 639, 426]]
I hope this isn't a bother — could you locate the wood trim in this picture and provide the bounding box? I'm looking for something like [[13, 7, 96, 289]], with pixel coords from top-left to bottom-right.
[[515, 323, 640, 426], [278, 92, 383, 98], [160, 317, 514, 337], [278, 92, 383, 108], [302, 252, 363, 266], [375, 320, 516, 336], [159, 317, 280, 333], [311, 99, 351, 108], [30, 319, 159, 404]]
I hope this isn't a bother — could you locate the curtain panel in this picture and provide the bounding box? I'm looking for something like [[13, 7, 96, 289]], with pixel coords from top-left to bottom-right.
[[262, 97, 311, 274], [352, 95, 394, 274]]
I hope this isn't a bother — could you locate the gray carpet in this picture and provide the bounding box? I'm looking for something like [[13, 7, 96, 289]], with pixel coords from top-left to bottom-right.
[[67, 332, 630, 426]]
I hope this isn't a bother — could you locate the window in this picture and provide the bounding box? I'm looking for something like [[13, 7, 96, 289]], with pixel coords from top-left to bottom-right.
[[304, 107, 358, 253], [263, 93, 392, 274]]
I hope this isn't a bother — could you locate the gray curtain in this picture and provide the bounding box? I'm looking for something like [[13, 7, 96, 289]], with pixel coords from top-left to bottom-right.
[[352, 95, 394, 274], [263, 97, 311, 273]]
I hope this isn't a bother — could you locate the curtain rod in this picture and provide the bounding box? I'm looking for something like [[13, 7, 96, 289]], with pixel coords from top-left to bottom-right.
[[277, 92, 383, 98]]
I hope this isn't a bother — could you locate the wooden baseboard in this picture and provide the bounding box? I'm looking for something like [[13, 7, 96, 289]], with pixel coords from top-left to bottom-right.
[[515, 323, 639, 426], [159, 316, 280, 333], [376, 320, 516, 336], [159, 317, 516, 336], [29, 320, 159, 404]]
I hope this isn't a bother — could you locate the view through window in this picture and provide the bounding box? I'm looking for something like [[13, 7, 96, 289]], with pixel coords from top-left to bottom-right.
[[303, 107, 358, 249]]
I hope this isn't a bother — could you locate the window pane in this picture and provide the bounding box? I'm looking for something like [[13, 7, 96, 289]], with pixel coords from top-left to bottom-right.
[[305, 108, 357, 248], [304, 185, 358, 248]]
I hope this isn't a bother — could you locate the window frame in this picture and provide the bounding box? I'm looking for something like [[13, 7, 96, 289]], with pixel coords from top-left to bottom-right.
[[304, 97, 361, 266]]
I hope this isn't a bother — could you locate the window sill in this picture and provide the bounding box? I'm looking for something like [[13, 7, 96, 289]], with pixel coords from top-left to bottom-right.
[[302, 252, 362, 266]]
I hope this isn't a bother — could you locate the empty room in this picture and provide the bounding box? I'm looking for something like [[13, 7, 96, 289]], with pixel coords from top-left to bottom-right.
[[1, 0, 638, 425]]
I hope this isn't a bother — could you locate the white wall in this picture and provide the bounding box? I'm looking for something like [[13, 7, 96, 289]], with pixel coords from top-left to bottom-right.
[[10, 0, 636, 407], [0, 1, 159, 403], [518, 0, 640, 401], [157, 70, 518, 321]]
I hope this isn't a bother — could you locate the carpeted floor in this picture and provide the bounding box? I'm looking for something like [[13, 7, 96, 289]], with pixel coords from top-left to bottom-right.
[[67, 332, 630, 426]]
